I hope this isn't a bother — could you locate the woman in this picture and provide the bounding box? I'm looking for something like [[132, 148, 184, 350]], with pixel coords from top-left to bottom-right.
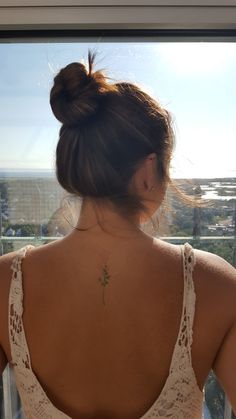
[[0, 51, 235, 419]]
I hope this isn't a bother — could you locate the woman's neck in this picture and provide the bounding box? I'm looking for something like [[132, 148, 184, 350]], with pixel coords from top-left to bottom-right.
[[75, 197, 144, 239]]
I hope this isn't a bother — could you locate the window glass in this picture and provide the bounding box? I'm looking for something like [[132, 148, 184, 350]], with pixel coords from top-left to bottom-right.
[[0, 39, 236, 419]]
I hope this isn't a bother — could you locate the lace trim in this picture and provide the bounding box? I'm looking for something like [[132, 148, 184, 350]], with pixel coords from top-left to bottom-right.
[[8, 242, 203, 419], [9, 245, 70, 418], [139, 243, 202, 418]]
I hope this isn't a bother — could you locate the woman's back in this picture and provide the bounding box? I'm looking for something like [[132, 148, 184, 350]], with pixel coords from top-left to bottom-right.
[[1, 230, 235, 418]]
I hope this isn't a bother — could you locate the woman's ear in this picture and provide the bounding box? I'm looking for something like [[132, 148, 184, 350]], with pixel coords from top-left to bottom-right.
[[143, 180, 149, 191], [143, 153, 158, 191], [129, 153, 158, 194]]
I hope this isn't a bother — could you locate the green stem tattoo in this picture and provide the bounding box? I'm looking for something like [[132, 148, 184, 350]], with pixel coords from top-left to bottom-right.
[[98, 264, 110, 305]]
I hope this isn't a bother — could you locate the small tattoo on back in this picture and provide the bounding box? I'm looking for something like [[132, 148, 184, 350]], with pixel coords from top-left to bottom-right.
[[98, 264, 111, 306]]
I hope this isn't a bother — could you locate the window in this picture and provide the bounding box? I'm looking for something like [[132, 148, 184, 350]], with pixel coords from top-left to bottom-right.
[[0, 33, 236, 418]]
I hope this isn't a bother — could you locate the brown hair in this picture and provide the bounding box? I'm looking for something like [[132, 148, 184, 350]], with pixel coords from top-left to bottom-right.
[[50, 50, 204, 228]]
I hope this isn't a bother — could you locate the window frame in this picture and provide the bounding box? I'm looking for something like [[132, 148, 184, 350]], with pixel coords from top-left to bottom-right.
[[0, 1, 236, 31], [0, 5, 236, 418]]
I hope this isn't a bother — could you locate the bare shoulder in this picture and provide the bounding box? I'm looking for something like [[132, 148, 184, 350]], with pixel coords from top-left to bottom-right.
[[0, 245, 43, 331], [0, 244, 38, 286], [0, 241, 60, 351], [0, 249, 19, 292], [193, 247, 236, 293], [192, 247, 236, 328], [154, 238, 236, 317], [194, 246, 235, 272]]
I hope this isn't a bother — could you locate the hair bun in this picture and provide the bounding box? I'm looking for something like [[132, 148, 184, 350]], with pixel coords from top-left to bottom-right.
[[50, 51, 111, 126]]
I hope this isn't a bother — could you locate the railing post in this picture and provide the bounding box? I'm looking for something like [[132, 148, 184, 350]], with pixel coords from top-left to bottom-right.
[[193, 183, 202, 238], [224, 395, 232, 419], [223, 199, 236, 419], [2, 365, 13, 419], [0, 191, 3, 256], [233, 199, 236, 267], [2, 364, 21, 419]]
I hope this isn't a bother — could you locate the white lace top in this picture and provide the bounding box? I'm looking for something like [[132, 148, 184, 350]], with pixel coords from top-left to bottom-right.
[[8, 242, 203, 418]]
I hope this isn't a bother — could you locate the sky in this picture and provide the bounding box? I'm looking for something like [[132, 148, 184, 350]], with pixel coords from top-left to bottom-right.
[[0, 40, 236, 179]]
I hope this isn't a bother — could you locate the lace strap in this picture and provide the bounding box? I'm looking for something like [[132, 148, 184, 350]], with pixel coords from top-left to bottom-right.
[[169, 242, 196, 373], [182, 242, 196, 353], [9, 245, 35, 369]]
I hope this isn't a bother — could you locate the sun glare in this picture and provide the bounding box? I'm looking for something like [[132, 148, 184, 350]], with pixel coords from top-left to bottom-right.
[[156, 42, 236, 75]]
